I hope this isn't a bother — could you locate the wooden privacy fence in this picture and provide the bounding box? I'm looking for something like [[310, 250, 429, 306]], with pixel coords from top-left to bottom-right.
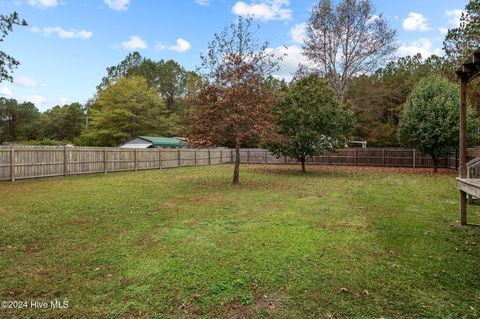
[[235, 148, 458, 169], [0, 146, 232, 181], [0, 146, 461, 182]]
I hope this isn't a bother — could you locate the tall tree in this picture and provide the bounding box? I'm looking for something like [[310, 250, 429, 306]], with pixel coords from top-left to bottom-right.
[[187, 17, 280, 184], [79, 76, 177, 146], [268, 75, 353, 172], [0, 97, 39, 142], [443, 0, 480, 62], [398, 76, 476, 172], [347, 54, 454, 146], [303, 0, 397, 103], [0, 12, 27, 82], [97, 52, 190, 112], [38, 103, 85, 141]]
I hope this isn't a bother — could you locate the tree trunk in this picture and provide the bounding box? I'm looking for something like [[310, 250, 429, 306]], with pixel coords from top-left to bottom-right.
[[300, 156, 306, 172], [233, 141, 240, 184], [431, 155, 439, 173]]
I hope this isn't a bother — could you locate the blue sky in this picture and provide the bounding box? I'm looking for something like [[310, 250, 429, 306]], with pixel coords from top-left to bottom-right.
[[0, 0, 469, 111]]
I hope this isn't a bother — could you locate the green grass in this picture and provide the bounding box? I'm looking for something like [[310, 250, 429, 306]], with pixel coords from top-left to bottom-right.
[[0, 164, 479, 318]]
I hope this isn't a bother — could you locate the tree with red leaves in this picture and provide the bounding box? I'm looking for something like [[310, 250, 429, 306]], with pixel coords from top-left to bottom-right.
[[187, 17, 282, 184]]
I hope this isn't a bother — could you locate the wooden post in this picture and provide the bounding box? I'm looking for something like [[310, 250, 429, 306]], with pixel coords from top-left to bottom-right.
[[265, 150, 268, 164], [208, 149, 211, 165], [10, 147, 15, 182], [158, 148, 162, 169], [177, 149, 181, 167], [354, 148, 357, 166], [247, 150, 250, 164], [134, 149, 138, 171], [284, 155, 288, 164], [194, 149, 197, 166], [461, 191, 468, 225], [460, 78, 468, 225], [413, 149, 416, 168], [220, 150, 223, 164], [104, 148, 108, 173], [382, 149, 386, 167], [63, 146, 68, 176]]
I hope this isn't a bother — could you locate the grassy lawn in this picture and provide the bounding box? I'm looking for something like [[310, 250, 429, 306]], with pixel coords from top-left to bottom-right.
[[0, 164, 479, 318]]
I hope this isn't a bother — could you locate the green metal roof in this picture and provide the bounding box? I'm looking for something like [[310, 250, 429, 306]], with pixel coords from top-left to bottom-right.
[[139, 136, 188, 147]]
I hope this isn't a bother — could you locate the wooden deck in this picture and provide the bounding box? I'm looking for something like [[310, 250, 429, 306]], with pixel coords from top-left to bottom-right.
[[458, 178, 480, 198]]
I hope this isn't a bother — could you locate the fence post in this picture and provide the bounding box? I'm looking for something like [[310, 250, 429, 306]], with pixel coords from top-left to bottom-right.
[[158, 148, 162, 169], [177, 149, 181, 167], [265, 150, 268, 164], [284, 155, 287, 164], [413, 149, 416, 168], [64, 146, 68, 176], [382, 148, 386, 167], [194, 149, 197, 166], [247, 150, 250, 164], [208, 149, 211, 165], [134, 149, 138, 171], [354, 148, 357, 166], [10, 146, 15, 182], [104, 148, 108, 173]]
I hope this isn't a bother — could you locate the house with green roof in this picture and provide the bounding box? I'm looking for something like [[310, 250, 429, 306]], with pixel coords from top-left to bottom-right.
[[120, 136, 189, 149]]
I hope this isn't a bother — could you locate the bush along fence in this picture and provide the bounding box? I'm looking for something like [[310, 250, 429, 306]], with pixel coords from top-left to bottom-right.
[[235, 148, 458, 170], [0, 146, 232, 181], [0, 146, 461, 182]]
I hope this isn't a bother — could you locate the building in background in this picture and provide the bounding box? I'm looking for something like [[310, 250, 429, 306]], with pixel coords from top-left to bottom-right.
[[120, 136, 189, 149]]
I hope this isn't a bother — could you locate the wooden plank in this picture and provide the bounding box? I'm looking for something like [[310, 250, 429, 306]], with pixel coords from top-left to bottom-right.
[[104, 149, 108, 173], [64, 146, 68, 176], [10, 147, 15, 182], [158, 148, 162, 169], [134, 149, 138, 171]]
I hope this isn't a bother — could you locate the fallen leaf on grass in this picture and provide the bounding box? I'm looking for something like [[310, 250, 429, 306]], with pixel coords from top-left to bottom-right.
[[268, 301, 276, 310]]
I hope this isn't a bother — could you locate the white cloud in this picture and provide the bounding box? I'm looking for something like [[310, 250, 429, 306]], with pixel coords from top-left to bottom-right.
[[232, 0, 292, 21], [402, 12, 429, 31], [397, 38, 442, 58], [24, 95, 47, 105], [14, 76, 38, 88], [195, 0, 211, 6], [32, 26, 93, 39], [439, 27, 449, 34], [27, 0, 58, 8], [104, 0, 131, 11], [266, 45, 307, 81], [167, 38, 191, 53], [0, 87, 13, 97], [121, 36, 147, 50], [289, 22, 306, 44], [445, 9, 463, 27]]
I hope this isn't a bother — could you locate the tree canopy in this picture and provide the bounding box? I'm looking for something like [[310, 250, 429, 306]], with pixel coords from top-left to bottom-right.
[[304, 0, 397, 103], [443, 0, 480, 62], [0, 12, 27, 82], [78, 76, 177, 146], [268, 74, 353, 171], [187, 17, 280, 184], [398, 76, 476, 172]]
